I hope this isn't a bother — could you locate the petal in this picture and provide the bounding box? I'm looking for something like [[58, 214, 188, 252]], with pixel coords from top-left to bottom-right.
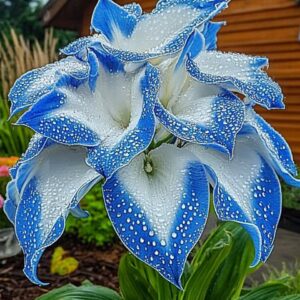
[[91, 0, 138, 42], [87, 63, 160, 178], [202, 21, 225, 50], [97, 0, 228, 61], [70, 205, 90, 219], [175, 29, 205, 70], [9, 134, 49, 179], [123, 3, 143, 17], [243, 108, 300, 188], [17, 58, 159, 177], [14, 143, 101, 285], [186, 135, 282, 265], [175, 21, 224, 71], [9, 57, 89, 117], [4, 135, 49, 224], [87, 50, 100, 92], [60, 36, 100, 57], [187, 51, 284, 109], [3, 180, 19, 224], [155, 80, 245, 156], [103, 144, 209, 288]]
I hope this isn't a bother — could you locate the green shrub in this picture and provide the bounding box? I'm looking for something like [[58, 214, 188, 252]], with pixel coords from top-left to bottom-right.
[[0, 177, 10, 229], [65, 184, 115, 247], [259, 263, 300, 297], [282, 167, 300, 210]]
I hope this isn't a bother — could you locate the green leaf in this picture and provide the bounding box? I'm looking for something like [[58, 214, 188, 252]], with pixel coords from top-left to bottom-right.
[[275, 295, 300, 300], [181, 223, 233, 300], [118, 253, 158, 300], [36, 283, 121, 300], [206, 223, 255, 300], [240, 282, 290, 300]]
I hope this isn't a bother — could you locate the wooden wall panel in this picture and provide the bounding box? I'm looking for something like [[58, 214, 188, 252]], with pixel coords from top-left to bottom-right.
[[80, 0, 300, 164], [216, 0, 300, 163]]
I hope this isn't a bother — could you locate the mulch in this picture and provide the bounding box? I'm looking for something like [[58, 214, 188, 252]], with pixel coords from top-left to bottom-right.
[[0, 235, 125, 300]]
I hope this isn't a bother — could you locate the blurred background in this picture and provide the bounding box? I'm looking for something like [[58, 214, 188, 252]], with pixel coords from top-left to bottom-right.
[[0, 0, 300, 299]]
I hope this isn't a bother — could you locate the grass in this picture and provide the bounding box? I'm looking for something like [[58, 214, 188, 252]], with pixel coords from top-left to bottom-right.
[[0, 28, 58, 156]]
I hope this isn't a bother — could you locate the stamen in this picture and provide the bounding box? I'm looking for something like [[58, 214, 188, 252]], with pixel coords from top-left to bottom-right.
[[145, 161, 153, 173], [144, 155, 154, 174]]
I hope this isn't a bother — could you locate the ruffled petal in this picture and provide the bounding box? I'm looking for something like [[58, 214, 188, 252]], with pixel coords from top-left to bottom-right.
[[186, 136, 282, 265], [103, 144, 209, 288], [187, 51, 284, 109], [13, 143, 101, 285], [175, 29, 205, 70], [96, 0, 228, 61], [87, 63, 159, 178], [16, 55, 159, 177], [243, 108, 300, 187], [60, 36, 101, 57], [87, 50, 100, 92], [9, 134, 49, 179], [156, 74, 245, 155], [202, 21, 224, 50], [4, 135, 49, 223], [91, 0, 139, 42], [9, 57, 89, 117]]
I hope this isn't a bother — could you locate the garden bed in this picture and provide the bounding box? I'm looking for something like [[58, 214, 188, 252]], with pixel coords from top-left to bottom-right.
[[0, 235, 125, 300], [280, 208, 300, 234]]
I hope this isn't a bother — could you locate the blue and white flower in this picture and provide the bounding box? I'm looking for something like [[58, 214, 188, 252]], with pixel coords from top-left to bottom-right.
[[62, 0, 229, 62], [4, 0, 300, 290], [13, 51, 160, 178], [153, 29, 245, 155]]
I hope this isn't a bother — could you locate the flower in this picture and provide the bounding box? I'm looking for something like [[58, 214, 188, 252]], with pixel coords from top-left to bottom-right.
[[0, 194, 4, 209], [0, 166, 10, 177], [0, 157, 19, 177], [4, 0, 300, 289], [62, 0, 229, 62], [0, 157, 19, 167]]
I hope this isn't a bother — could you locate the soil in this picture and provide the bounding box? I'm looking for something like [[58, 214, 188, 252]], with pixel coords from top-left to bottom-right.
[[0, 235, 125, 300]]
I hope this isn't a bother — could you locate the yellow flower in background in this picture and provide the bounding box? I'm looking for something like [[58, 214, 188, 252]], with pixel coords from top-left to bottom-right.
[[0, 157, 19, 167], [50, 247, 79, 276]]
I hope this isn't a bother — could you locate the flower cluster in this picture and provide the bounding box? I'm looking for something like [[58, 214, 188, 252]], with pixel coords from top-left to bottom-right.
[[4, 0, 300, 288]]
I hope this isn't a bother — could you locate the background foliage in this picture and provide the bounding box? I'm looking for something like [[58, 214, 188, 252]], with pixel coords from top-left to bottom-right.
[[0, 0, 76, 48], [38, 222, 300, 300], [281, 169, 300, 210], [0, 28, 58, 156], [65, 185, 116, 247], [0, 0, 76, 158]]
